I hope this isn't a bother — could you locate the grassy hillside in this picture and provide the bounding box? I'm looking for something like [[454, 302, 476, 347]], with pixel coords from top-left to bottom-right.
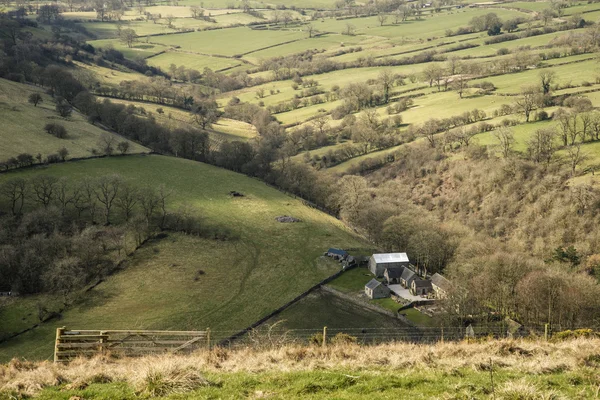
[[0, 155, 366, 361], [0, 79, 148, 162], [1, 338, 598, 399]]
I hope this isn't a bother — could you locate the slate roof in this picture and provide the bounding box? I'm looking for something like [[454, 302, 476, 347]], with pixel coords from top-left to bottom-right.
[[431, 273, 451, 291], [385, 266, 405, 279], [328, 248, 348, 257], [400, 268, 416, 282], [365, 279, 382, 290], [412, 279, 433, 289], [372, 253, 409, 264]]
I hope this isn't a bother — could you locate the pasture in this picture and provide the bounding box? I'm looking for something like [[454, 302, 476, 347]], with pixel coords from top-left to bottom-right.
[[151, 27, 306, 56], [0, 79, 147, 162], [0, 155, 365, 361]]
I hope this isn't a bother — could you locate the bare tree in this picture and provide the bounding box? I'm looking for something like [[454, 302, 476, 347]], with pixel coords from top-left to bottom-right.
[[344, 22, 356, 35], [158, 184, 172, 229], [32, 175, 59, 208], [94, 175, 122, 225], [566, 143, 588, 175], [115, 182, 138, 221], [452, 75, 468, 98], [55, 178, 77, 215], [514, 86, 541, 122], [98, 134, 116, 155], [377, 12, 388, 26], [0, 178, 27, 216], [526, 127, 557, 166], [306, 24, 315, 38], [139, 186, 160, 221], [493, 127, 515, 158], [539, 70, 556, 95], [378, 70, 395, 104]]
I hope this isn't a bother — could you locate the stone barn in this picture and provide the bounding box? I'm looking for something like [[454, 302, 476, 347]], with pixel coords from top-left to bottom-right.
[[400, 268, 416, 288], [410, 279, 433, 296], [365, 279, 390, 299], [369, 253, 410, 277], [384, 266, 404, 284], [431, 273, 451, 298]]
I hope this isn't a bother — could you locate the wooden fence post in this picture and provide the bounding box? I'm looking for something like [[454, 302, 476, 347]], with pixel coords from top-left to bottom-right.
[[100, 330, 106, 356], [206, 328, 211, 350], [440, 327, 444, 344], [322, 326, 327, 348], [544, 323, 549, 341], [54, 326, 65, 363]]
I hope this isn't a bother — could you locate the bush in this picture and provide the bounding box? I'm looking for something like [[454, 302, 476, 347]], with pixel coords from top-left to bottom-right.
[[536, 110, 549, 121], [331, 333, 357, 345], [44, 123, 68, 138]]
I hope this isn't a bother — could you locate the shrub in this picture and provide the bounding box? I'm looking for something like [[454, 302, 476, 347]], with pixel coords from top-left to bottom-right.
[[55, 98, 72, 118], [44, 123, 68, 138]]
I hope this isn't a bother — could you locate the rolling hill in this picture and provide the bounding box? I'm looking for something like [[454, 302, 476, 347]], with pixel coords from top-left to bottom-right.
[[0, 78, 148, 163], [0, 154, 367, 361]]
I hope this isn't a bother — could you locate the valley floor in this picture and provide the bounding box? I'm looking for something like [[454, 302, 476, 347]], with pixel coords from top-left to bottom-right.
[[1, 338, 598, 399]]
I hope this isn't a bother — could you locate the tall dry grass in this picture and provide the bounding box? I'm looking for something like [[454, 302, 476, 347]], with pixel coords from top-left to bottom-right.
[[1, 338, 599, 397]]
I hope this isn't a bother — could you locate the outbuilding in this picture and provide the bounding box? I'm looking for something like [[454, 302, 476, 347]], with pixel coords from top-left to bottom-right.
[[400, 268, 416, 288], [431, 273, 451, 298], [410, 279, 433, 296], [369, 253, 410, 277], [365, 279, 390, 299], [327, 248, 348, 260], [384, 266, 404, 284]]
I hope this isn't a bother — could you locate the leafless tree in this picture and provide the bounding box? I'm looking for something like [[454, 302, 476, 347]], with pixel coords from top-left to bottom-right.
[[0, 178, 27, 216], [493, 127, 515, 158], [94, 175, 122, 225], [32, 175, 59, 208]]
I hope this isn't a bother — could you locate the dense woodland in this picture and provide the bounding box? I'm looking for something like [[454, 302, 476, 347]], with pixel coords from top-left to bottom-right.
[[2, 0, 600, 331]]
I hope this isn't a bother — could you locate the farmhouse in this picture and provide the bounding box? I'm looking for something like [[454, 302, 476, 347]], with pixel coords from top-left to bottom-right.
[[369, 253, 410, 277], [410, 279, 433, 296], [400, 268, 416, 288], [365, 279, 391, 299], [431, 273, 452, 298], [384, 266, 404, 284]]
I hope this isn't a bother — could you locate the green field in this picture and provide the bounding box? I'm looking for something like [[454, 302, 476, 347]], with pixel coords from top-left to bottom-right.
[[271, 289, 411, 330], [151, 27, 306, 56], [0, 155, 365, 361], [147, 50, 242, 71], [88, 39, 167, 60], [0, 79, 147, 161]]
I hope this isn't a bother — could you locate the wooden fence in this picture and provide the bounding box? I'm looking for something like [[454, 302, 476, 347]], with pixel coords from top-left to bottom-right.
[[54, 327, 210, 363]]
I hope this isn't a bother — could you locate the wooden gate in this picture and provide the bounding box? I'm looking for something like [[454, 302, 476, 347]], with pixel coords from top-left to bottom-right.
[[54, 327, 211, 363]]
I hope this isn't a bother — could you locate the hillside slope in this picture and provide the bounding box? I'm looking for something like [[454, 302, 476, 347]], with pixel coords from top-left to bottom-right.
[[0, 155, 366, 361], [0, 78, 147, 162], [1, 338, 598, 399]]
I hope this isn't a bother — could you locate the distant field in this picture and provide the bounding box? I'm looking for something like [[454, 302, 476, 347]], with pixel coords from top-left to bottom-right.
[[243, 33, 363, 64], [81, 20, 176, 39], [470, 59, 600, 94], [0, 155, 365, 361], [96, 97, 257, 142], [151, 27, 306, 56], [88, 39, 167, 60], [147, 50, 242, 71], [0, 79, 147, 161], [312, 8, 528, 39]]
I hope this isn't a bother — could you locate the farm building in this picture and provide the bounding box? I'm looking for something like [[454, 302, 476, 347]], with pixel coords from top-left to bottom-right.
[[384, 266, 404, 284], [326, 248, 348, 260], [410, 279, 433, 296], [431, 273, 451, 298], [369, 253, 410, 277], [400, 268, 416, 288], [365, 279, 391, 299]]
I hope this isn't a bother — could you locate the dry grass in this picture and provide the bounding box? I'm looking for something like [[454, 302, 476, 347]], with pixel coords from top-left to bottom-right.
[[1, 338, 599, 397]]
